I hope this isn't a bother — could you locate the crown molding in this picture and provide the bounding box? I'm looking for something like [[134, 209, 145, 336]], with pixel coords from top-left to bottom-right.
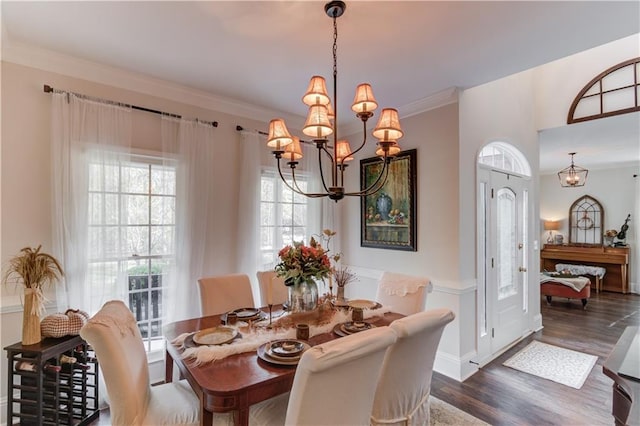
[[2, 40, 456, 132], [2, 40, 306, 129], [339, 86, 459, 137]]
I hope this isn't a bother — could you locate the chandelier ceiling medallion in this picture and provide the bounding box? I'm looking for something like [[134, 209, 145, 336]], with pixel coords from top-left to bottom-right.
[[558, 152, 588, 187], [265, 1, 404, 202]]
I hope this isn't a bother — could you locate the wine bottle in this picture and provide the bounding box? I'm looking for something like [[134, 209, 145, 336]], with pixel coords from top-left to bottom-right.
[[15, 361, 62, 374], [60, 354, 90, 373]]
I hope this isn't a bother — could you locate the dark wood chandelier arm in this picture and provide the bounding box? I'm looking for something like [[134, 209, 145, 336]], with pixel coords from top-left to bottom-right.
[[347, 119, 369, 160], [344, 158, 391, 197], [317, 146, 332, 193], [276, 159, 328, 198], [291, 166, 329, 198]]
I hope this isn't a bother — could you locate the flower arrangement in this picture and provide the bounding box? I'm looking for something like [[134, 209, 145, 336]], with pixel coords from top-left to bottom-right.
[[275, 234, 332, 287], [604, 229, 618, 238]]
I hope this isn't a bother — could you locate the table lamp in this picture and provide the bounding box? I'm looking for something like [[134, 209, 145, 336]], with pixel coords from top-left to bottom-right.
[[544, 220, 561, 243]]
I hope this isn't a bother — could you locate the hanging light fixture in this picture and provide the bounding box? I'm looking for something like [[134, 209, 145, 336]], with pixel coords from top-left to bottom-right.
[[266, 1, 403, 202], [557, 152, 588, 187]]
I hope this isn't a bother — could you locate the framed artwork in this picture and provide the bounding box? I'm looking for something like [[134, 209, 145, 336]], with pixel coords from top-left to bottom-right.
[[360, 149, 417, 251]]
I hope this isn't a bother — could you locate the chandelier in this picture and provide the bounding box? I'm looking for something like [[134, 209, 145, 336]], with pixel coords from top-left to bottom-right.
[[557, 152, 588, 187], [265, 1, 403, 202]]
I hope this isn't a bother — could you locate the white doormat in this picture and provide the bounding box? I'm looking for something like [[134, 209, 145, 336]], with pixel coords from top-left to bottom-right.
[[503, 340, 597, 389]]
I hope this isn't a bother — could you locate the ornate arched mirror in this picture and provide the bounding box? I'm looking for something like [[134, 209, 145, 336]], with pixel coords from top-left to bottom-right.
[[568, 195, 604, 245]]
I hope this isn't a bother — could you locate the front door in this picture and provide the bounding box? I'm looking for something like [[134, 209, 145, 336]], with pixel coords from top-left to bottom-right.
[[490, 171, 527, 353]]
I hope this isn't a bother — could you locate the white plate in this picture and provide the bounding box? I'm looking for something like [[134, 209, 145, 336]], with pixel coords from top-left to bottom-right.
[[192, 326, 238, 345], [348, 299, 381, 310]]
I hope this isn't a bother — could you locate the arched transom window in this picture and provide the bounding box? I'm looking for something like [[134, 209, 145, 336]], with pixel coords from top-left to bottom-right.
[[478, 141, 531, 177]]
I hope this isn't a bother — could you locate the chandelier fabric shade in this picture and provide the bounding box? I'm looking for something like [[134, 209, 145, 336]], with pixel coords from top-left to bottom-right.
[[336, 140, 354, 163], [558, 152, 588, 187], [303, 76, 331, 107], [265, 1, 404, 201], [267, 119, 293, 150], [284, 137, 304, 162], [303, 105, 333, 138], [352, 83, 378, 114], [373, 108, 404, 142]]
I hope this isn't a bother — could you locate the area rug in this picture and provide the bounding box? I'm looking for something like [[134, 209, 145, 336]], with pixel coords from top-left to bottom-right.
[[503, 340, 597, 389], [430, 396, 490, 425]]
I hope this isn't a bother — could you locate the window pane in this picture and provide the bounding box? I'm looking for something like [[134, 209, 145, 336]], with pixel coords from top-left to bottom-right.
[[104, 194, 119, 224], [123, 195, 149, 225], [293, 204, 307, 226], [261, 177, 275, 202], [125, 226, 149, 256], [261, 226, 274, 251], [151, 165, 176, 195], [150, 225, 174, 255], [88, 193, 103, 225], [122, 164, 149, 194], [151, 196, 175, 225], [497, 188, 517, 300], [261, 202, 275, 227], [281, 203, 293, 226]]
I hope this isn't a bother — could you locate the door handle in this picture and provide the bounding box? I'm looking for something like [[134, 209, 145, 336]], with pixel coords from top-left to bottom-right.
[[519, 267, 527, 272]]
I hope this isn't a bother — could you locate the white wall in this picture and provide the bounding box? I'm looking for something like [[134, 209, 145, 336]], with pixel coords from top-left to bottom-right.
[[540, 166, 639, 292]]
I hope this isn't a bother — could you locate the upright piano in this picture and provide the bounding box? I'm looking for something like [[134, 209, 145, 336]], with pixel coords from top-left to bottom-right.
[[540, 244, 630, 293]]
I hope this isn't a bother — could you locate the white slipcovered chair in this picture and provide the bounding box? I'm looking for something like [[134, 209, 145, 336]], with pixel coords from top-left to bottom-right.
[[79, 300, 200, 426], [375, 271, 433, 316], [249, 326, 398, 425], [197, 273, 255, 316], [371, 308, 456, 426], [256, 270, 289, 306]]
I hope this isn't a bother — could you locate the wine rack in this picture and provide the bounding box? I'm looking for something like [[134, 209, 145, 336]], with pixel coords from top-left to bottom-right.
[[5, 335, 99, 425]]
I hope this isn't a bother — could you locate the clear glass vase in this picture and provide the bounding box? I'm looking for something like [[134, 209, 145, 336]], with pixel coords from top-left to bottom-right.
[[288, 280, 319, 312]]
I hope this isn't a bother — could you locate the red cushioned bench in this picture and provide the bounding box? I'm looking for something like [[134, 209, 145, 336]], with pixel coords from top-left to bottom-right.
[[540, 275, 591, 309]]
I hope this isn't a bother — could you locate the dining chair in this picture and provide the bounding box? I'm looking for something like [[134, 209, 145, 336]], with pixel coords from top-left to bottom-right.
[[248, 326, 398, 426], [197, 273, 255, 316], [79, 300, 201, 426], [375, 271, 433, 316], [256, 270, 289, 306], [370, 308, 455, 426]]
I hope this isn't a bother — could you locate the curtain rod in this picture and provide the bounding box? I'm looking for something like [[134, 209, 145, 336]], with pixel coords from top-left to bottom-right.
[[235, 125, 330, 148], [43, 85, 218, 127]]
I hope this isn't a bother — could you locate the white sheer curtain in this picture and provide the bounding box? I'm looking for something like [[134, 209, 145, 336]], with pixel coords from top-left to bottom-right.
[[236, 131, 262, 293], [51, 93, 132, 312], [161, 117, 216, 321]]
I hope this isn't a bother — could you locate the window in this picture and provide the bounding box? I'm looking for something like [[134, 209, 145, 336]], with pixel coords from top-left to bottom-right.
[[260, 169, 310, 271], [478, 142, 531, 177], [87, 154, 176, 352]]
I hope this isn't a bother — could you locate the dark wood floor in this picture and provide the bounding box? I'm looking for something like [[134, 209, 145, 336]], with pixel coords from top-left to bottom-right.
[[432, 290, 640, 426]]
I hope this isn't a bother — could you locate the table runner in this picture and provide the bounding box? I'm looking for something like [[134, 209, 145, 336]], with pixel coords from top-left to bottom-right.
[[172, 306, 392, 365]]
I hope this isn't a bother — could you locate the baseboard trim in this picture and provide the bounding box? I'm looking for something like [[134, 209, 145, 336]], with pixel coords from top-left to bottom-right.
[[434, 349, 478, 382]]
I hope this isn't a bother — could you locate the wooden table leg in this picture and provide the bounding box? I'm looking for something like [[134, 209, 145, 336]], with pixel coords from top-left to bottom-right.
[[234, 408, 249, 426], [165, 349, 174, 383], [201, 405, 213, 426]]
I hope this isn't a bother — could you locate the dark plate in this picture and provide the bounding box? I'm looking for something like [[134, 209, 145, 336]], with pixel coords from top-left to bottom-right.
[[269, 340, 305, 357], [257, 341, 310, 366]]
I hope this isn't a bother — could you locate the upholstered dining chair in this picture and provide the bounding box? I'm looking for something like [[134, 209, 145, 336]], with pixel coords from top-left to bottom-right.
[[197, 273, 255, 316], [256, 270, 289, 306], [79, 300, 201, 426], [375, 271, 433, 316], [370, 308, 455, 426], [248, 326, 398, 426]]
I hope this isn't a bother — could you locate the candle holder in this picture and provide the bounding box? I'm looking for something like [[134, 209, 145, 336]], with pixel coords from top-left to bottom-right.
[[268, 304, 273, 328]]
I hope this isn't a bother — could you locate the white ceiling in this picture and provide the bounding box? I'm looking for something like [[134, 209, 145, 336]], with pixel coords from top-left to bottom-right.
[[2, 1, 639, 171]]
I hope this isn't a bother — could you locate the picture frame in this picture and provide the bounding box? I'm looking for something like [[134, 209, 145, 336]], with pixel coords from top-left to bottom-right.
[[360, 149, 417, 251]]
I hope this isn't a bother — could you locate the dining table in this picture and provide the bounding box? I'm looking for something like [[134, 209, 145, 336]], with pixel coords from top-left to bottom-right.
[[163, 304, 403, 426]]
